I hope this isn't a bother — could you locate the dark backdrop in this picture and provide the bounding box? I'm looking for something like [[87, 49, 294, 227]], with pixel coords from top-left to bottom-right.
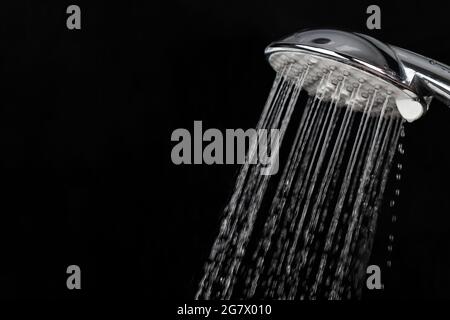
[[0, 0, 449, 300]]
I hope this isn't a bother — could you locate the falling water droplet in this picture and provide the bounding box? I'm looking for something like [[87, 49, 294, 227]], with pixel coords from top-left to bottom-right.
[[397, 163, 402, 170], [388, 245, 393, 252], [395, 189, 400, 196], [396, 174, 401, 180], [392, 215, 397, 223], [390, 200, 395, 207], [398, 144, 404, 154], [387, 260, 392, 267], [389, 235, 394, 242]]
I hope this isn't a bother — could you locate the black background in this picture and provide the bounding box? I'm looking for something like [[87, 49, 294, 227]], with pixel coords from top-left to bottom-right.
[[1, 0, 449, 300]]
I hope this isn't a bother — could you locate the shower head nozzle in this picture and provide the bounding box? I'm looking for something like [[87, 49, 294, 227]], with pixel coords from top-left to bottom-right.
[[265, 29, 450, 122]]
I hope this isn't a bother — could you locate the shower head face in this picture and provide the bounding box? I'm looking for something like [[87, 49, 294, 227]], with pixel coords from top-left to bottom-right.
[[265, 29, 427, 122]]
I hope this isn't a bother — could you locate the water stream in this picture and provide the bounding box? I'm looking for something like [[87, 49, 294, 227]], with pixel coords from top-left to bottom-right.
[[196, 64, 404, 300]]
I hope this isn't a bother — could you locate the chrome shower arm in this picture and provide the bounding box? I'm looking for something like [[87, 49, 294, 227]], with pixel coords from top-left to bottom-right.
[[391, 46, 450, 107]]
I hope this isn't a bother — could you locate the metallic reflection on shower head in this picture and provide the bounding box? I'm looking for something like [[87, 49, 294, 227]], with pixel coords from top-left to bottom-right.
[[265, 29, 450, 122]]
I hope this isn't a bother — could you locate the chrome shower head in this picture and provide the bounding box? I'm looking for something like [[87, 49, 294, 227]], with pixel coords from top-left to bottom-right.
[[265, 29, 450, 122]]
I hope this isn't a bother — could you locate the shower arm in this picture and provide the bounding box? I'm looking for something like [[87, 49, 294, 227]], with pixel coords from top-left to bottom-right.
[[391, 46, 450, 107]]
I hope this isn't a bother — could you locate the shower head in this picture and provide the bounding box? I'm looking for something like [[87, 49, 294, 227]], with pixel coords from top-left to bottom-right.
[[265, 29, 450, 122]]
